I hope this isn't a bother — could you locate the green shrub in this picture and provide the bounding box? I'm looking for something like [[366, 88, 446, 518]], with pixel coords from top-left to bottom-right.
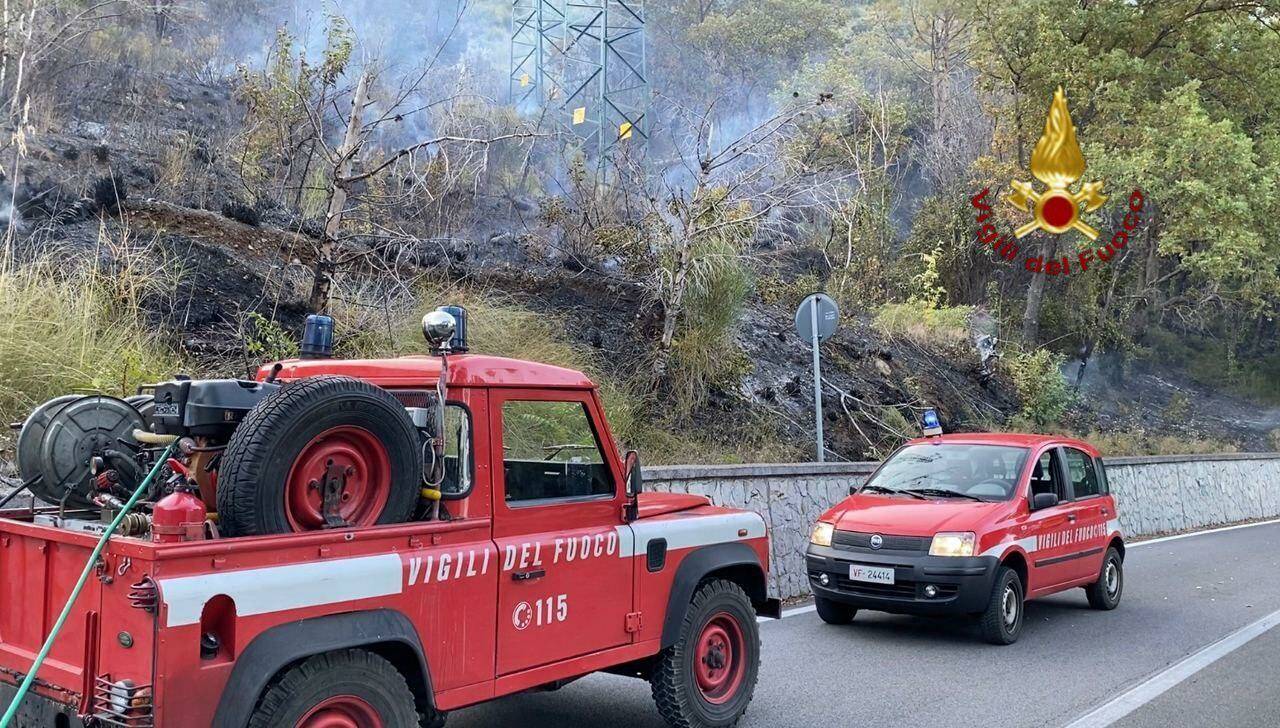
[[1006, 349, 1073, 429], [241, 312, 298, 361]]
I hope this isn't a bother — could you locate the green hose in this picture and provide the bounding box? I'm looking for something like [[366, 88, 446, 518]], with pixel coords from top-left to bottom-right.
[[0, 443, 176, 728]]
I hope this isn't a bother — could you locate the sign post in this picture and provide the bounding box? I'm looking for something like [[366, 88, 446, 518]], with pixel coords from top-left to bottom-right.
[[794, 293, 840, 462]]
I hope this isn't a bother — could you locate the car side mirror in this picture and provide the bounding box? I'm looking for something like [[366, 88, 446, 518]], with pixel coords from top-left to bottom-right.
[[1031, 492, 1058, 510], [624, 450, 643, 496]]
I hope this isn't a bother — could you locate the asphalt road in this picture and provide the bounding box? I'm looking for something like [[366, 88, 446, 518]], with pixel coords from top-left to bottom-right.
[[451, 520, 1280, 728]]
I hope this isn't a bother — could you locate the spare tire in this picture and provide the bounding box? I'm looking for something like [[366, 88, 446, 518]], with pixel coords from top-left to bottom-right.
[[217, 376, 421, 536]]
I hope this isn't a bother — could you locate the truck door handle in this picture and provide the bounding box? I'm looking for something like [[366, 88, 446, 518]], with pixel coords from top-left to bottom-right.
[[1068, 514, 1077, 523], [512, 569, 545, 581], [1101, 508, 1110, 516]]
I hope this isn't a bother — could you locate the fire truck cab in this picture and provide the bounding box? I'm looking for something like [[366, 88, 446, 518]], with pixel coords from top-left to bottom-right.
[[806, 433, 1124, 644], [0, 347, 778, 727]]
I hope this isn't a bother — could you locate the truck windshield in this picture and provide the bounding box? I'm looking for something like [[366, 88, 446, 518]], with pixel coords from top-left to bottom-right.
[[862, 443, 1030, 501]]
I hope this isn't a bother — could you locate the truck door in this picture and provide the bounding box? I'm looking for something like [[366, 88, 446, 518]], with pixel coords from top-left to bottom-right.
[[1023, 447, 1078, 592], [1061, 446, 1110, 581], [490, 389, 634, 675]]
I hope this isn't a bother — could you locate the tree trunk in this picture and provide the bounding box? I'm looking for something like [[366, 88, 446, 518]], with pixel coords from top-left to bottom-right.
[[650, 233, 691, 385], [1021, 237, 1054, 344], [308, 72, 370, 314]]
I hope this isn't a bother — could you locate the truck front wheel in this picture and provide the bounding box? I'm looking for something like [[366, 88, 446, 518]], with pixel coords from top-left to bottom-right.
[[651, 579, 760, 728], [248, 649, 423, 728]]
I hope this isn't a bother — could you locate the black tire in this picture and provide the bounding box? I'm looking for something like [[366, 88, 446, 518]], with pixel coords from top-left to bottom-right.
[[651, 579, 760, 728], [248, 649, 421, 728], [814, 596, 856, 625], [1085, 547, 1124, 610], [218, 375, 421, 537], [979, 566, 1024, 645]]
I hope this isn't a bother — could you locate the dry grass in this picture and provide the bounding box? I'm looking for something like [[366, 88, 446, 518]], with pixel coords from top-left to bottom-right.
[[873, 302, 973, 347], [1082, 429, 1240, 457], [326, 277, 641, 445], [0, 234, 185, 427]]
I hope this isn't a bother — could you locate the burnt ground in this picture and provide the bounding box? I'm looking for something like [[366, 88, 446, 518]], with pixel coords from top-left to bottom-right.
[[1, 69, 1275, 466], [1068, 354, 1280, 451]]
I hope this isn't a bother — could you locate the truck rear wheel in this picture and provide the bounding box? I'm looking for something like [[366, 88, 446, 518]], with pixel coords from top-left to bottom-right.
[[651, 579, 760, 728], [218, 376, 421, 536], [248, 649, 420, 728]]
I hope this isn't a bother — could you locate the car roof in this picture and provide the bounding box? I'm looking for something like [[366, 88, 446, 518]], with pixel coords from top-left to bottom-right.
[[904, 432, 1102, 457], [261, 354, 596, 389]]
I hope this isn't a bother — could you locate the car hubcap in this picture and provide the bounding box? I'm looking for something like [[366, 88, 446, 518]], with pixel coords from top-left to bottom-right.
[[296, 695, 383, 728], [694, 612, 746, 705], [285, 426, 391, 531], [1002, 585, 1019, 629], [1105, 561, 1119, 597]]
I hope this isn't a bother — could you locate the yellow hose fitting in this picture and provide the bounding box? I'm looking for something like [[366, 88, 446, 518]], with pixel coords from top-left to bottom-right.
[[420, 487, 442, 501]]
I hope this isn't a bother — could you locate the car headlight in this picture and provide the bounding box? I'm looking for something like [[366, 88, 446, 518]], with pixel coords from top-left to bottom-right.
[[810, 522, 835, 547], [929, 532, 976, 557]]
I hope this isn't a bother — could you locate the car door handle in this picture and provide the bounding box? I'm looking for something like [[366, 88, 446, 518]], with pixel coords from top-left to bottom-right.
[[512, 569, 546, 581]]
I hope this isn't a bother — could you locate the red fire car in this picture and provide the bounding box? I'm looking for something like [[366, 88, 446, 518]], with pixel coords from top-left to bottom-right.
[[0, 312, 779, 727], [806, 433, 1124, 644]]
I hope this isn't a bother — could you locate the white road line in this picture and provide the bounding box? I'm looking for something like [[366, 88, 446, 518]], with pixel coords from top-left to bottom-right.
[[1129, 517, 1280, 548], [1064, 606, 1280, 728]]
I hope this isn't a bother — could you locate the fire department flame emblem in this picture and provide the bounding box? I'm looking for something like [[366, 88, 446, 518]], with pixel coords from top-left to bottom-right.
[[1006, 87, 1106, 240]]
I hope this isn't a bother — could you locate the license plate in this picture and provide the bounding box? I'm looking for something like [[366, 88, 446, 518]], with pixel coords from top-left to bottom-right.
[[848, 564, 895, 585]]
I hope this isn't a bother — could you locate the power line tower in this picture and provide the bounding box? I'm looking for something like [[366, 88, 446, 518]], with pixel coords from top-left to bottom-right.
[[509, 0, 649, 165]]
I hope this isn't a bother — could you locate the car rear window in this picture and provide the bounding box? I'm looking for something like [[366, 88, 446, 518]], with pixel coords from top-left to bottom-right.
[[863, 443, 1031, 501]]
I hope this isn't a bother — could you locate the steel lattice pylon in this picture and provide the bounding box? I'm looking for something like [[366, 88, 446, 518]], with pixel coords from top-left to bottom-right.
[[510, 0, 648, 163]]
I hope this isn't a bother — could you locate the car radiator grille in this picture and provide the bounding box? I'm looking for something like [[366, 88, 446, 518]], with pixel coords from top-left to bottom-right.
[[831, 530, 930, 553]]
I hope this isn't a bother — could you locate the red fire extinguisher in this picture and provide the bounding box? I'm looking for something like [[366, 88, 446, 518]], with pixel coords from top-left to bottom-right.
[[152, 458, 207, 543]]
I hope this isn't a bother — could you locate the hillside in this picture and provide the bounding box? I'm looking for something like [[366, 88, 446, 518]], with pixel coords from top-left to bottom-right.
[[3, 0, 1280, 472]]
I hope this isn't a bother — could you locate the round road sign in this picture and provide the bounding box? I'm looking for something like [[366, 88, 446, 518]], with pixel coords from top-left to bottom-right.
[[795, 293, 840, 344]]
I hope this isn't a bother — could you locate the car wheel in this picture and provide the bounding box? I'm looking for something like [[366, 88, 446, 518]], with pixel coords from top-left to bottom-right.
[[651, 579, 760, 728], [248, 649, 423, 728], [814, 596, 856, 625], [1085, 547, 1124, 610], [979, 566, 1024, 645]]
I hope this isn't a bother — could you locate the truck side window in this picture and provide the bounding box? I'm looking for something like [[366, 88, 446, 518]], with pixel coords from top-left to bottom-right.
[[1064, 448, 1101, 499], [501, 400, 613, 503], [1029, 450, 1066, 502]]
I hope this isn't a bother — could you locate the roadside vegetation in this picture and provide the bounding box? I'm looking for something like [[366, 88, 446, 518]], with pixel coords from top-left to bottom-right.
[[0, 243, 185, 427]]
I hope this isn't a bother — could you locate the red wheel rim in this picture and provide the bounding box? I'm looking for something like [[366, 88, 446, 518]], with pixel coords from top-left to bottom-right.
[[693, 611, 746, 705], [295, 695, 383, 728], [285, 426, 392, 531]]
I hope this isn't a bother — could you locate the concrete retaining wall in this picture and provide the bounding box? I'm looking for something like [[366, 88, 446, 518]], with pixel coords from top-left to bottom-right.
[[643, 453, 1280, 600]]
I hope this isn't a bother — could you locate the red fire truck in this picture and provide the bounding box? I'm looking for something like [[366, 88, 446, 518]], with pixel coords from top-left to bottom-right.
[[806, 433, 1124, 644], [0, 309, 778, 727]]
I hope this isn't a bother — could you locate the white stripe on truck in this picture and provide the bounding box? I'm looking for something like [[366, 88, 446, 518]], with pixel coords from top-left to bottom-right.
[[618, 511, 766, 558], [158, 553, 403, 627]]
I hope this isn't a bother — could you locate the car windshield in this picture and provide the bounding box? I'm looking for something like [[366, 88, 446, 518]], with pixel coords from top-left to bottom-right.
[[862, 443, 1031, 502]]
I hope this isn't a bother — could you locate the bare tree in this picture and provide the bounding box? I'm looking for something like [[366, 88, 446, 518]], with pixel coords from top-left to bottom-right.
[[606, 95, 853, 386]]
